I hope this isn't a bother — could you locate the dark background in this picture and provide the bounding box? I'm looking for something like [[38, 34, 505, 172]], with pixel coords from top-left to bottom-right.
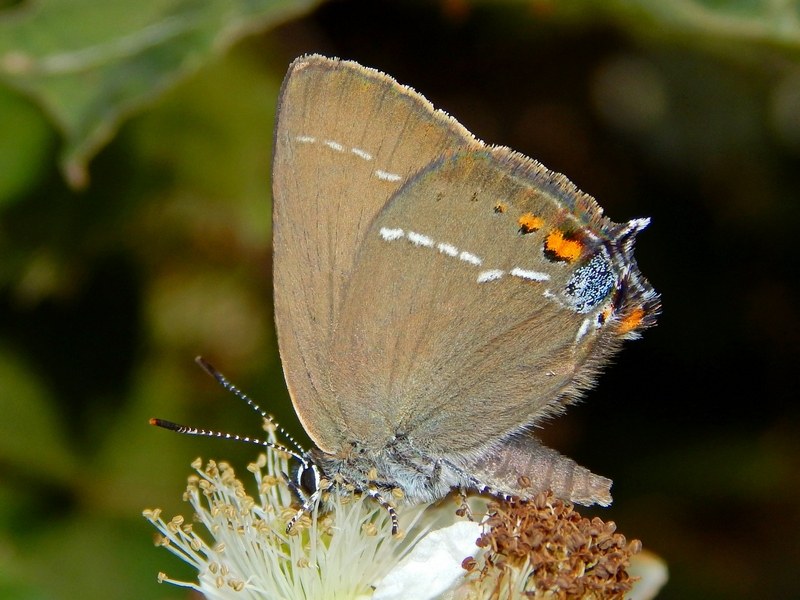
[[1, 1, 798, 598]]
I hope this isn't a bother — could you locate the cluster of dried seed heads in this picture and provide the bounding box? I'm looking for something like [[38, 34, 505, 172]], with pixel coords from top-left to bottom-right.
[[462, 492, 641, 599]]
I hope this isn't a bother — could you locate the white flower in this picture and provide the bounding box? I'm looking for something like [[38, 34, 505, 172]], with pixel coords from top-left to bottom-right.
[[143, 428, 481, 599]]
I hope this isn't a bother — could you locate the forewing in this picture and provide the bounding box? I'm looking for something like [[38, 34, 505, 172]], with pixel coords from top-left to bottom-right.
[[272, 55, 479, 451]]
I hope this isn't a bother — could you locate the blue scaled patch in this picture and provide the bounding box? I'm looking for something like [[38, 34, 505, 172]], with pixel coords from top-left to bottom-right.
[[564, 253, 615, 314]]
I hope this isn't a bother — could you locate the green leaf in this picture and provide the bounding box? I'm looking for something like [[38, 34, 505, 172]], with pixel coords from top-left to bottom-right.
[[0, 0, 317, 189], [0, 86, 53, 207], [620, 0, 800, 45]]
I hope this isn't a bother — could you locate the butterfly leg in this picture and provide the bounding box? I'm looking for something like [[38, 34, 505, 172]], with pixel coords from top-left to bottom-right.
[[472, 480, 513, 502], [285, 481, 321, 534], [365, 488, 399, 535]]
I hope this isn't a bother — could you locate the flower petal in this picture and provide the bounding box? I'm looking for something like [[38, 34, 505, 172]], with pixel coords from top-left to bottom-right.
[[372, 521, 481, 600]]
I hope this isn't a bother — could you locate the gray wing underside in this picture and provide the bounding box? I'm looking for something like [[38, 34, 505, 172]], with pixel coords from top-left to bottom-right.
[[272, 55, 479, 452], [328, 149, 622, 456]]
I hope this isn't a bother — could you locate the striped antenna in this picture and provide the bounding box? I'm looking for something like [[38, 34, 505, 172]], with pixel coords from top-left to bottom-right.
[[149, 418, 308, 465], [193, 356, 307, 456]]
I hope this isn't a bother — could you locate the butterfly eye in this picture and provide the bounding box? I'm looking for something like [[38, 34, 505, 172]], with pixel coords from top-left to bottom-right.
[[297, 463, 320, 497]]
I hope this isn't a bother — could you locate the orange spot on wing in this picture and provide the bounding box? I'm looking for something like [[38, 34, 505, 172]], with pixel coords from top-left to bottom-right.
[[518, 212, 544, 233], [619, 307, 646, 333], [544, 230, 582, 262]]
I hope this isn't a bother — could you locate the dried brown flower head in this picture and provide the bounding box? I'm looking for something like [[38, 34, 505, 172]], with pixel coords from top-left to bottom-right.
[[461, 492, 642, 599]]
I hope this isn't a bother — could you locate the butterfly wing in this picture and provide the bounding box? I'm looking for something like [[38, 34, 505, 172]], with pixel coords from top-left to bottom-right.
[[328, 148, 658, 462], [272, 55, 479, 452]]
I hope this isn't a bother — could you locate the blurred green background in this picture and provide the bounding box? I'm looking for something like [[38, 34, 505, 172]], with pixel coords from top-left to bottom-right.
[[1, 0, 798, 598]]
